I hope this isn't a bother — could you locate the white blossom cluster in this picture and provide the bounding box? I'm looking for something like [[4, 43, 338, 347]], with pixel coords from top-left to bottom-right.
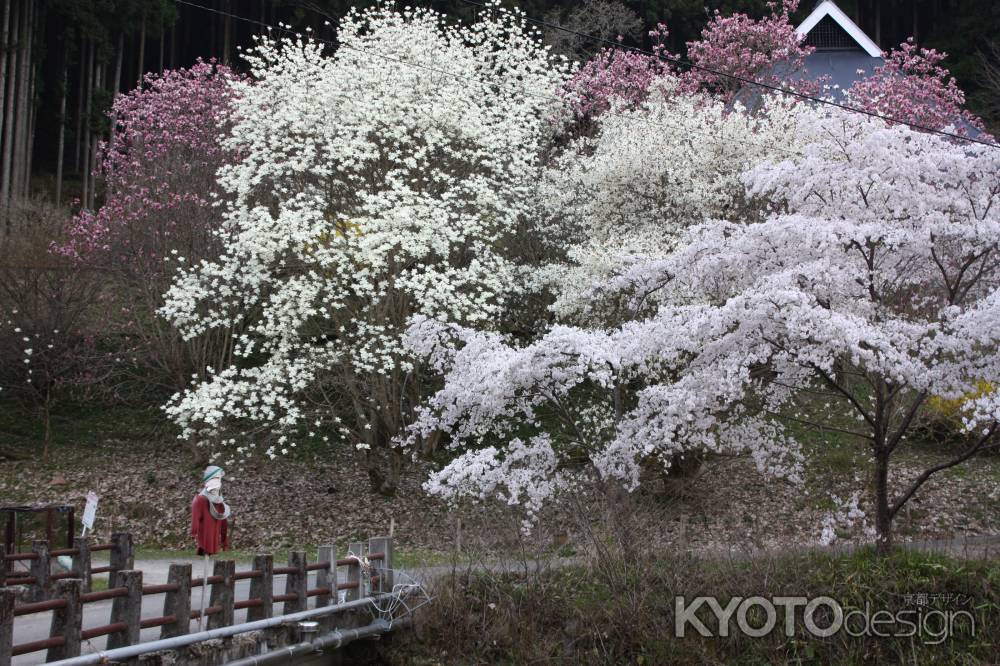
[[160, 3, 571, 453], [819, 492, 870, 546], [536, 83, 804, 320], [406, 108, 1000, 516]]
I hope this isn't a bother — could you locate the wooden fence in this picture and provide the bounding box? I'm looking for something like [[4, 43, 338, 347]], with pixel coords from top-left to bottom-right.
[[0, 534, 393, 664], [1, 533, 133, 602]]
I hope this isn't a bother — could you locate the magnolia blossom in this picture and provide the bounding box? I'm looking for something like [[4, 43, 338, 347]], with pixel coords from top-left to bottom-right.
[[59, 62, 240, 262], [408, 109, 1000, 549], [560, 25, 674, 121], [160, 3, 570, 493]]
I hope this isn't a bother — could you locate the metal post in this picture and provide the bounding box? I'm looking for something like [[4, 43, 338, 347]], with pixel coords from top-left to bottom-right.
[[209, 560, 235, 629], [247, 554, 273, 622], [108, 570, 142, 649], [47, 578, 82, 661]]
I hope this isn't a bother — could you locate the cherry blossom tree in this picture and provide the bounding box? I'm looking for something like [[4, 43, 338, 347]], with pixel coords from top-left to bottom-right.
[[407, 109, 1000, 554], [681, 0, 820, 105], [848, 38, 990, 138], [160, 3, 571, 495], [56, 62, 242, 394]]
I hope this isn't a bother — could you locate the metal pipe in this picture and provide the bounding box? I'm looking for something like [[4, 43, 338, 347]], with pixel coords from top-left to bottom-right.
[[46, 593, 399, 666], [223, 617, 412, 666]]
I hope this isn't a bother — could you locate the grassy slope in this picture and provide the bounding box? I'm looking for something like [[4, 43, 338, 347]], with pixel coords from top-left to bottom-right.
[[391, 548, 1000, 665]]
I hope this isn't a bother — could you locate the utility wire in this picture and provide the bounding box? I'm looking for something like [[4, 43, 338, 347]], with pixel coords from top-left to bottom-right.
[[173, 0, 806, 158], [458, 0, 1000, 149]]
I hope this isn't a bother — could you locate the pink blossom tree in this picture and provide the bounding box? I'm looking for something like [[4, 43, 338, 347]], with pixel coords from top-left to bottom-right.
[[681, 0, 820, 104], [561, 26, 675, 121], [848, 38, 990, 138], [57, 61, 242, 394]]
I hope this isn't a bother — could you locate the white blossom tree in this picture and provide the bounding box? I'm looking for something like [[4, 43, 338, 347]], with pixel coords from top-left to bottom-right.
[[538, 79, 803, 321], [160, 3, 571, 494], [407, 110, 1000, 553]]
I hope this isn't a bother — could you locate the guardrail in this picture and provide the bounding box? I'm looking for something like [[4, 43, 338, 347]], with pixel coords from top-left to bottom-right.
[[0, 535, 393, 664]]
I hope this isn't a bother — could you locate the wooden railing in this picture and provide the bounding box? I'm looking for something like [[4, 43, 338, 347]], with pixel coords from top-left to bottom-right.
[[0, 535, 393, 665], [1, 532, 133, 601]]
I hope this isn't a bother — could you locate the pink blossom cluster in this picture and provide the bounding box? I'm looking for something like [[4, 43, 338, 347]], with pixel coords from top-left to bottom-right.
[[848, 38, 990, 138], [57, 61, 241, 269], [681, 0, 819, 102], [562, 26, 675, 119], [563, 2, 819, 121]]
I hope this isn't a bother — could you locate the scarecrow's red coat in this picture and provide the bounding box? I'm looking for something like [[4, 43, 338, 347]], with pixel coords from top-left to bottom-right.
[[191, 494, 230, 555]]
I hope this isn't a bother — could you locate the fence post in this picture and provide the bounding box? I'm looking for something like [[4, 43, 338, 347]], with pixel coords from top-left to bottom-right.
[[71, 537, 91, 593], [47, 578, 82, 661], [107, 570, 142, 649], [0, 587, 14, 666], [161, 563, 191, 638], [209, 560, 235, 629], [29, 540, 49, 602], [109, 533, 133, 585], [345, 542, 363, 602], [368, 536, 393, 594], [248, 554, 273, 621], [315, 545, 334, 608], [284, 551, 307, 615]]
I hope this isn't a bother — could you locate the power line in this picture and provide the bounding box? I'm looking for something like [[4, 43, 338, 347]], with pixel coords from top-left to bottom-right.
[[173, 0, 806, 159], [458, 0, 1000, 150]]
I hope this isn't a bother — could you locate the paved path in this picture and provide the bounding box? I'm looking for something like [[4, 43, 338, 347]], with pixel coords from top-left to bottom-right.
[[10, 536, 999, 664]]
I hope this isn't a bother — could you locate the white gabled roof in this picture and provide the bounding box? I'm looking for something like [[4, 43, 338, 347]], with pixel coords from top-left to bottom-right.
[[796, 0, 882, 58]]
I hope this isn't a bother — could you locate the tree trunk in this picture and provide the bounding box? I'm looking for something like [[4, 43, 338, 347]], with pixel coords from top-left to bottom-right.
[[209, 0, 216, 59], [222, 1, 231, 65], [55, 47, 67, 205], [0, 0, 17, 223], [87, 62, 102, 210], [21, 0, 33, 200], [365, 448, 402, 497], [158, 21, 164, 74], [42, 385, 51, 464], [136, 10, 146, 86], [81, 38, 93, 209], [12, 0, 29, 201], [873, 448, 893, 555], [0, 0, 10, 192], [112, 32, 123, 98], [74, 29, 84, 172]]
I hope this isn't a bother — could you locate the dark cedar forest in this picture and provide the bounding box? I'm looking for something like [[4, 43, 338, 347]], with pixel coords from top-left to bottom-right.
[[3, 0, 993, 217]]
